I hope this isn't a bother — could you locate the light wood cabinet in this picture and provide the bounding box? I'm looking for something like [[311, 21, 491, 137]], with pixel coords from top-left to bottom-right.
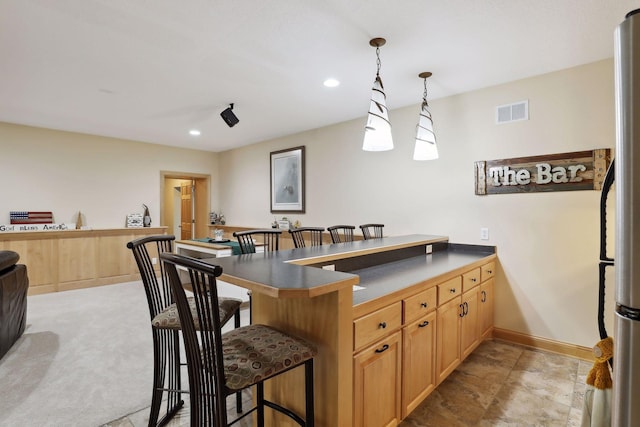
[[0, 227, 167, 294], [479, 278, 495, 338], [437, 276, 462, 305], [462, 267, 480, 292], [402, 310, 436, 418], [436, 295, 462, 384], [460, 287, 480, 359], [353, 331, 402, 427], [403, 287, 436, 323], [481, 261, 495, 282], [353, 258, 497, 424], [354, 302, 402, 352]]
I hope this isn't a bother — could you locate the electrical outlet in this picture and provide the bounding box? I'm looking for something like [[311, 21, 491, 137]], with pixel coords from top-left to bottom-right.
[[480, 227, 489, 240], [151, 257, 157, 265], [426, 244, 433, 254], [322, 264, 335, 271]]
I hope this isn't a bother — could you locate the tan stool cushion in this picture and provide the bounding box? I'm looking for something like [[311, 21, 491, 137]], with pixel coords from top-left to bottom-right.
[[214, 324, 317, 391], [152, 296, 242, 330]]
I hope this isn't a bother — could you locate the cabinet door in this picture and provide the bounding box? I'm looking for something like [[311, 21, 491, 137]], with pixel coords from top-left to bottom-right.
[[479, 278, 495, 338], [460, 288, 480, 359], [436, 296, 461, 384], [353, 331, 402, 427], [402, 310, 437, 418]]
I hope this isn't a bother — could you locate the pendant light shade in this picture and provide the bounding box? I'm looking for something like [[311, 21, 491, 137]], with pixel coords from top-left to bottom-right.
[[413, 72, 438, 161], [363, 38, 393, 151]]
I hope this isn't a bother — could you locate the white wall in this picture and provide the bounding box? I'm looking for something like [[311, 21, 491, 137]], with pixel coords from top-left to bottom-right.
[[218, 59, 616, 348], [0, 123, 220, 228]]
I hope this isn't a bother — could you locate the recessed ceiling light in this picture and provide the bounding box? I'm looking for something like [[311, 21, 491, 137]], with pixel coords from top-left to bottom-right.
[[323, 78, 340, 88], [189, 129, 201, 136]]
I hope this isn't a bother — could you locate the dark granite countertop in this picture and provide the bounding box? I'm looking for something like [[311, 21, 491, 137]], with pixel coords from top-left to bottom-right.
[[200, 235, 495, 302], [351, 243, 496, 307]]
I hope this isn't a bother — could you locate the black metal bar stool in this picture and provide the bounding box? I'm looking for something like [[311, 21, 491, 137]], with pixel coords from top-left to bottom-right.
[[161, 252, 316, 427], [127, 235, 243, 426]]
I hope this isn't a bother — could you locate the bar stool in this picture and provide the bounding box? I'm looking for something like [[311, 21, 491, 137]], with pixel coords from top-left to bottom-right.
[[233, 229, 282, 254], [288, 227, 325, 248], [161, 252, 317, 427], [127, 235, 243, 426], [327, 225, 355, 243], [233, 229, 282, 324], [359, 223, 384, 240]]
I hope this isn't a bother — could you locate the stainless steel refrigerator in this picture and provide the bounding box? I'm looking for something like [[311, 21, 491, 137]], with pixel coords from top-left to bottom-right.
[[613, 8, 640, 426]]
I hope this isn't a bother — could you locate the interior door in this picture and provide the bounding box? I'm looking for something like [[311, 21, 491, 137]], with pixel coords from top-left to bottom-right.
[[181, 181, 193, 240]]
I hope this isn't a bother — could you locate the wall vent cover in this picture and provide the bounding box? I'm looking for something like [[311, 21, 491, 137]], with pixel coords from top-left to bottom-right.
[[496, 100, 529, 124]]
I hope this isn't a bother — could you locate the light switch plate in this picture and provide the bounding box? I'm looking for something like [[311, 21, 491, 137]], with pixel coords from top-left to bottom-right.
[[480, 227, 489, 240]]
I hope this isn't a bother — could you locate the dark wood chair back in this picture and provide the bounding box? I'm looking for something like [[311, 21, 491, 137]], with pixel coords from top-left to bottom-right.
[[288, 227, 325, 248], [327, 225, 355, 244], [232, 229, 282, 254], [359, 223, 384, 240]]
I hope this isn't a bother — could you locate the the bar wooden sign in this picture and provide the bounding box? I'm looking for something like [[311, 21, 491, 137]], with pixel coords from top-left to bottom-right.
[[474, 149, 611, 195]]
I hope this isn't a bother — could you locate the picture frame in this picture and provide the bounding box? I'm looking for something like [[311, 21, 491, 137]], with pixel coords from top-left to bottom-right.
[[270, 146, 305, 213]]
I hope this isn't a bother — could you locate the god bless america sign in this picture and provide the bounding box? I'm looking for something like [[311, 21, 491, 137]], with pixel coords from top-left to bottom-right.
[[474, 149, 611, 195]]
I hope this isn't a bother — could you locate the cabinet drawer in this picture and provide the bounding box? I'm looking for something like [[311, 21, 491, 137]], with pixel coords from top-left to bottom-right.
[[462, 268, 481, 292], [354, 302, 402, 352], [437, 276, 462, 305], [481, 261, 496, 282], [404, 287, 437, 324]]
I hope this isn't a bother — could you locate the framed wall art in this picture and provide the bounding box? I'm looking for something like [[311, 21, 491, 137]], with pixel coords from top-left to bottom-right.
[[270, 146, 305, 213]]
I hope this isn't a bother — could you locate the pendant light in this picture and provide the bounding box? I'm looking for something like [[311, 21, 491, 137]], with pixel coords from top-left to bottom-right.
[[363, 38, 393, 151], [413, 72, 439, 160]]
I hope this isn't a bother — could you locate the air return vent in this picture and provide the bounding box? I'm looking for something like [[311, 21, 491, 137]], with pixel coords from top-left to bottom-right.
[[496, 100, 529, 124]]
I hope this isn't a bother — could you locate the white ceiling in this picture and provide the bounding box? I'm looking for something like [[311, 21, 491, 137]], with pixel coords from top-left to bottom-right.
[[1, 0, 638, 153]]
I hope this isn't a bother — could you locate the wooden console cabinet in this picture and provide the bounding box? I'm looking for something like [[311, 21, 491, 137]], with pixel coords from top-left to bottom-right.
[[0, 227, 167, 294]]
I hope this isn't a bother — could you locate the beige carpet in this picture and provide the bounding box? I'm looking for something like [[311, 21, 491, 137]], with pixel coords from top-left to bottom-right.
[[0, 281, 155, 427]]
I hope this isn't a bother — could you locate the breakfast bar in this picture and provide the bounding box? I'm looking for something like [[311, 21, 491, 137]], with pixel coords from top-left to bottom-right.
[[202, 234, 496, 427]]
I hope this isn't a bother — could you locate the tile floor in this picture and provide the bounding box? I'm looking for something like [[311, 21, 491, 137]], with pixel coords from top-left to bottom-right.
[[104, 339, 593, 427]]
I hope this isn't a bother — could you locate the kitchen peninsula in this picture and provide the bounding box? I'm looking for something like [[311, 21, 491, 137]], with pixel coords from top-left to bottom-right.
[[200, 234, 496, 427]]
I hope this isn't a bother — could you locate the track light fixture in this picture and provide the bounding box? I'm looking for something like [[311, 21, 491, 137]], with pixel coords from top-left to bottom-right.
[[220, 103, 239, 127]]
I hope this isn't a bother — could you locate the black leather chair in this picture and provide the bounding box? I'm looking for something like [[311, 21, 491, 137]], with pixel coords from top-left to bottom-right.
[[0, 250, 28, 360]]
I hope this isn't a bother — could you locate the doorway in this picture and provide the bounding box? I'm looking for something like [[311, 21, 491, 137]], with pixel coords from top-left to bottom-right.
[[161, 172, 211, 240]]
